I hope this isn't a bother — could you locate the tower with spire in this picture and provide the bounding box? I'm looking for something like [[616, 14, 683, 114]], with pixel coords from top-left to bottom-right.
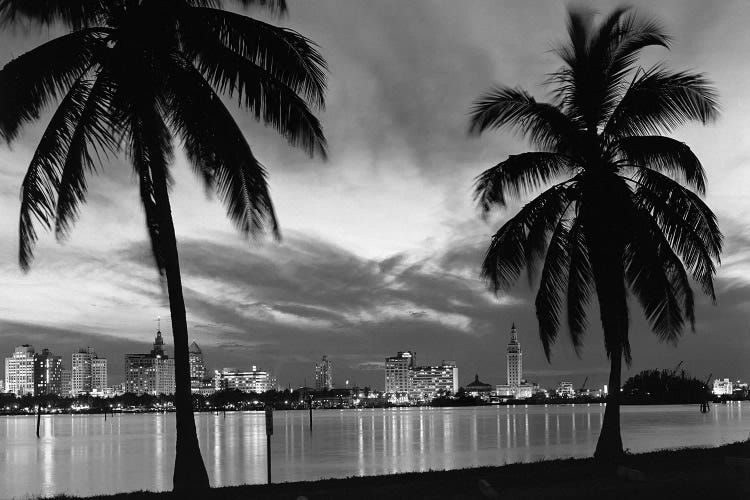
[[150, 317, 165, 357], [506, 323, 522, 388]]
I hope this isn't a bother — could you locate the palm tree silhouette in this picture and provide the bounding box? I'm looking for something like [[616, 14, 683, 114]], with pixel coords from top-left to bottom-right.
[[0, 0, 326, 491], [469, 6, 721, 460]]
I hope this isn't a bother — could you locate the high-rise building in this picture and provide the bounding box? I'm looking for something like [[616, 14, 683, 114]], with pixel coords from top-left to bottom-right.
[[124, 326, 176, 395], [189, 342, 205, 380], [314, 355, 333, 390], [71, 347, 106, 396], [5, 345, 36, 396], [385, 351, 415, 396], [189, 341, 205, 392], [507, 323, 522, 388], [495, 323, 534, 399], [92, 358, 108, 395], [61, 369, 71, 397], [409, 361, 458, 400], [34, 348, 64, 396], [214, 366, 276, 393]]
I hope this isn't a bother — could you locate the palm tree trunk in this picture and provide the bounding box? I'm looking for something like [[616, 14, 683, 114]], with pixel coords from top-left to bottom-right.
[[594, 343, 624, 460], [151, 165, 210, 492]]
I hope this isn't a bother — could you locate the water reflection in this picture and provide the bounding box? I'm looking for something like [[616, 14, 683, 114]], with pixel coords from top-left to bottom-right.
[[2, 403, 749, 499]]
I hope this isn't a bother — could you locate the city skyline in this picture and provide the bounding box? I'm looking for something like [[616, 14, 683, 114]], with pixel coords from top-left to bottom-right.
[[1, 317, 746, 392], [0, 0, 749, 392]]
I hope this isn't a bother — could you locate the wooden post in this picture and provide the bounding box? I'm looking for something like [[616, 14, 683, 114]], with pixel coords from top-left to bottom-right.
[[265, 404, 273, 484], [36, 406, 41, 438], [308, 397, 313, 432]]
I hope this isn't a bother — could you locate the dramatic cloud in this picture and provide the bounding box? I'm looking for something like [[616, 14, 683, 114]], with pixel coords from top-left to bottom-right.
[[1, 0, 749, 390]]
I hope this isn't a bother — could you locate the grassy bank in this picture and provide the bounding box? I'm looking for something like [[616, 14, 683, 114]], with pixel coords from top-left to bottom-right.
[[53, 441, 750, 499]]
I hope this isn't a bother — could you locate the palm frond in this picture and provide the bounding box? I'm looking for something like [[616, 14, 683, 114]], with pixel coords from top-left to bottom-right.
[[523, 183, 574, 285], [566, 218, 593, 353], [185, 0, 287, 14], [534, 219, 571, 360], [0, 28, 108, 142], [619, 135, 706, 194], [474, 152, 575, 211], [180, 7, 326, 107], [597, 10, 671, 125], [630, 169, 721, 300], [0, 0, 108, 28], [165, 58, 279, 239], [605, 65, 719, 137], [468, 86, 580, 152], [192, 36, 327, 158], [480, 183, 572, 293], [625, 205, 695, 343], [19, 77, 93, 271], [53, 71, 119, 240]]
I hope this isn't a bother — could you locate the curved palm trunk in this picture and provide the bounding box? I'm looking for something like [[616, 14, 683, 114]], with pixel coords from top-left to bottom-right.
[[586, 189, 628, 462], [595, 343, 624, 460], [152, 166, 210, 492]]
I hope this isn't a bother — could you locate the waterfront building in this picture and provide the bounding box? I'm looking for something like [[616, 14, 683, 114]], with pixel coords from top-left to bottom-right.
[[556, 381, 576, 397], [61, 369, 71, 396], [713, 378, 733, 396], [34, 348, 64, 396], [4, 345, 36, 395], [385, 351, 415, 397], [214, 366, 276, 393], [314, 355, 334, 390], [92, 358, 108, 395], [189, 342, 206, 380], [71, 347, 107, 396], [495, 324, 534, 399], [189, 341, 209, 394], [124, 327, 176, 395], [410, 361, 458, 401], [507, 323, 522, 387], [466, 374, 493, 400]]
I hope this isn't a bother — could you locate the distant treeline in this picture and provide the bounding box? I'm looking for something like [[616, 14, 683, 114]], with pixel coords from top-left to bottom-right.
[[0, 389, 331, 414], [622, 368, 711, 404]]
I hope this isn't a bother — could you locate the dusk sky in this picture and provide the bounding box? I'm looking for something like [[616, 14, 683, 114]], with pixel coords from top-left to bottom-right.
[[0, 0, 748, 390]]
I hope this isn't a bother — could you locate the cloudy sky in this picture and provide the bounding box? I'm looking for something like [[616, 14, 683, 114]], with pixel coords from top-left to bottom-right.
[[0, 0, 748, 390]]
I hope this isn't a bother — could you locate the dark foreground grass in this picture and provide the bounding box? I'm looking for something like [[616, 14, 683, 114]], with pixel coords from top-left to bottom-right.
[[52, 441, 750, 500]]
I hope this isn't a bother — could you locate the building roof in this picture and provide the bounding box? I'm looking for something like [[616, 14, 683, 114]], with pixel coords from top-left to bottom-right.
[[467, 374, 492, 388], [189, 341, 202, 354]]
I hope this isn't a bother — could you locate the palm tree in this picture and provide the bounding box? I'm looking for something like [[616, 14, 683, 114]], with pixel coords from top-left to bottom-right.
[[468, 6, 721, 460], [0, 0, 326, 491]]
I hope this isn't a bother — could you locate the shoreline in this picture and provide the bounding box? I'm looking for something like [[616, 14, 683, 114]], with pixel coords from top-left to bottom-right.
[[48, 441, 750, 499], [3, 400, 743, 417]]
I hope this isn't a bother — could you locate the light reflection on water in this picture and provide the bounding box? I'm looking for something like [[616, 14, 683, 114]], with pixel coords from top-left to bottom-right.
[[1, 402, 748, 499]]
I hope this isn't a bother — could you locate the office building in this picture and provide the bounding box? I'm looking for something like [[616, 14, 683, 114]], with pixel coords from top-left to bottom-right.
[[214, 366, 276, 393], [189, 342, 205, 381], [34, 348, 64, 396], [92, 358, 108, 395], [713, 378, 733, 396], [71, 347, 107, 396], [410, 361, 458, 400], [315, 355, 334, 390], [124, 327, 176, 395], [556, 381, 576, 397], [189, 341, 210, 394], [61, 369, 71, 396], [5, 345, 36, 396], [385, 351, 415, 396]]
